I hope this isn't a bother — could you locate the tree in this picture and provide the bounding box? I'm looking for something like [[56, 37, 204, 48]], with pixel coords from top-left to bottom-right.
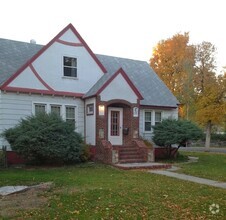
[[194, 41, 225, 149], [152, 119, 203, 158], [195, 73, 226, 148], [150, 33, 195, 119], [194, 41, 217, 93], [1, 113, 86, 164]]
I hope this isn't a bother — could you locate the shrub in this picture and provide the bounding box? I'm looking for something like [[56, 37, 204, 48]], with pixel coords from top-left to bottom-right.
[[152, 119, 203, 158], [1, 113, 86, 164]]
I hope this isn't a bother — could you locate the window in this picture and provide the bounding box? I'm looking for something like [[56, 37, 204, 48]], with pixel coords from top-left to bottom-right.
[[144, 111, 152, 132], [34, 104, 46, 115], [66, 106, 76, 129], [86, 104, 94, 115], [155, 112, 162, 125], [63, 56, 77, 77], [51, 105, 61, 116]]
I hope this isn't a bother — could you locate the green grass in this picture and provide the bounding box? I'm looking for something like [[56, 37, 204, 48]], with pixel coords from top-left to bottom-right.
[[0, 161, 226, 219], [176, 152, 226, 182]]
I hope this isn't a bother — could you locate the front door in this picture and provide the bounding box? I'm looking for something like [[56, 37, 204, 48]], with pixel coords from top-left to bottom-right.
[[108, 107, 123, 145]]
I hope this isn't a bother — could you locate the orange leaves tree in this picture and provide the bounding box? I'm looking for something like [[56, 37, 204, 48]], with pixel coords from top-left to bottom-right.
[[150, 32, 195, 119], [150, 35, 225, 148]]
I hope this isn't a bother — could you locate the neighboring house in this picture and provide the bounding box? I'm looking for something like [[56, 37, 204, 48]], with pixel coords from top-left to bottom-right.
[[0, 24, 179, 164]]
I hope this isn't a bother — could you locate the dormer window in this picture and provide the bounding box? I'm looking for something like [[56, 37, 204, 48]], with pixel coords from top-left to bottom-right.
[[63, 56, 77, 77]]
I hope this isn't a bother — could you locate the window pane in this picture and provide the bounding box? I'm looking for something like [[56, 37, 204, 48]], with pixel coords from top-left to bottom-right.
[[35, 104, 46, 115], [63, 57, 77, 77], [144, 111, 152, 132], [64, 57, 77, 67], [145, 112, 151, 121], [64, 67, 77, 77], [155, 112, 162, 122], [66, 106, 76, 129], [145, 122, 151, 131], [111, 111, 119, 136], [51, 105, 61, 116]]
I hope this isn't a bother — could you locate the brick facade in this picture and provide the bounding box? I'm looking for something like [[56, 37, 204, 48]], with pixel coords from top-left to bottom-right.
[[95, 96, 140, 147], [95, 95, 144, 163]]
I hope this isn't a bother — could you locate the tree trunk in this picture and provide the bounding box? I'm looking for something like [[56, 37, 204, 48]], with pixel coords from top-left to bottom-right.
[[205, 120, 212, 150]]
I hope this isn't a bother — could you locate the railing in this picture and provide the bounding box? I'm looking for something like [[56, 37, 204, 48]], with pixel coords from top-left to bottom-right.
[[96, 140, 118, 164], [132, 139, 155, 162]]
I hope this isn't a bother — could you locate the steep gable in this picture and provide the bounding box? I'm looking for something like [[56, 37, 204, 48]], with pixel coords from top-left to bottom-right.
[[0, 24, 106, 97], [85, 55, 179, 108], [98, 68, 143, 103], [0, 39, 42, 86]]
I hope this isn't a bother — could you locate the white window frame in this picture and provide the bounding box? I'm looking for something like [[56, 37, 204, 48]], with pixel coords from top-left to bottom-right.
[[144, 110, 152, 133], [32, 102, 77, 131], [155, 111, 162, 125], [143, 110, 164, 133], [63, 56, 78, 78], [86, 103, 94, 115], [50, 105, 62, 117], [33, 103, 47, 115], [65, 105, 76, 130]]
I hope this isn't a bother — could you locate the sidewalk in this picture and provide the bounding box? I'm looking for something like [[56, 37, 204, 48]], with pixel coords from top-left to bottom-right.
[[149, 169, 226, 189]]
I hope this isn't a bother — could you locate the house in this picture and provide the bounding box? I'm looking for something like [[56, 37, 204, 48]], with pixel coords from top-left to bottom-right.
[[0, 24, 179, 164]]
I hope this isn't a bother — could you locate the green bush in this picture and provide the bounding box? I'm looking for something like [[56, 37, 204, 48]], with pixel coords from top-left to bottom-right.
[[152, 119, 203, 158], [152, 119, 203, 147], [1, 113, 86, 164]]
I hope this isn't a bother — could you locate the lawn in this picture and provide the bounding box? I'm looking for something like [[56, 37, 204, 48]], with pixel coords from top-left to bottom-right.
[[175, 151, 226, 182], [0, 160, 226, 220]]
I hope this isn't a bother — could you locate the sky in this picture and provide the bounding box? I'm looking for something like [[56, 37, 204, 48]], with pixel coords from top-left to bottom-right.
[[1, 0, 225, 74]]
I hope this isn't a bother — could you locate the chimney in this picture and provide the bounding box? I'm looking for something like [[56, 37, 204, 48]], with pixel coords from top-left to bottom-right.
[[30, 39, 36, 44]]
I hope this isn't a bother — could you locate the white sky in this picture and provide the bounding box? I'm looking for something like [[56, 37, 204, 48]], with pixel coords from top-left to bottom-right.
[[1, 0, 225, 74]]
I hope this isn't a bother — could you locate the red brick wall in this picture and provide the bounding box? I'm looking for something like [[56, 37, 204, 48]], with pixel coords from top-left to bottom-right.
[[6, 151, 26, 165]]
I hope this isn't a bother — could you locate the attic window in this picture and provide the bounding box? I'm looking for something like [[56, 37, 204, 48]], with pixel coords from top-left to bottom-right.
[[63, 56, 77, 77]]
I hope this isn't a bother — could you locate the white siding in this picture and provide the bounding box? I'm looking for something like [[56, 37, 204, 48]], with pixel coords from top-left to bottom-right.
[[59, 29, 81, 43], [139, 108, 178, 141], [100, 74, 138, 103], [85, 98, 96, 145], [9, 67, 48, 90], [0, 92, 84, 149], [7, 28, 104, 94]]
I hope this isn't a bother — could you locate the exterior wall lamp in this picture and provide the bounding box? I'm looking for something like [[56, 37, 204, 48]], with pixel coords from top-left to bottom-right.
[[98, 105, 105, 116]]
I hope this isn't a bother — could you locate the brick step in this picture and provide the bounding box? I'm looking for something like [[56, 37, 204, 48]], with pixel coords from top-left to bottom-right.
[[119, 146, 139, 152], [119, 154, 144, 160], [119, 158, 146, 163], [119, 150, 139, 155], [114, 145, 147, 164]]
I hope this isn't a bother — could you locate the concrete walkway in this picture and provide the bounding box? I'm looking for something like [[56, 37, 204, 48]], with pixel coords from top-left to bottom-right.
[[114, 162, 171, 170], [149, 170, 226, 189]]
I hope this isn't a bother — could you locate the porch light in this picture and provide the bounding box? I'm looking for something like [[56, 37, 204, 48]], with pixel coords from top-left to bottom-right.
[[98, 105, 105, 116]]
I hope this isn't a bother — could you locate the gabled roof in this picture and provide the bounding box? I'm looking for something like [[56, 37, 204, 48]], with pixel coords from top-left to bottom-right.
[[0, 25, 179, 108], [85, 55, 179, 107], [0, 38, 42, 86], [96, 68, 143, 100], [0, 24, 107, 89]]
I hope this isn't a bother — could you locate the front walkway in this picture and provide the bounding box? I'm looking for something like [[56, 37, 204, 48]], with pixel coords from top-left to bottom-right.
[[114, 162, 171, 170], [149, 169, 226, 189], [114, 162, 226, 189]]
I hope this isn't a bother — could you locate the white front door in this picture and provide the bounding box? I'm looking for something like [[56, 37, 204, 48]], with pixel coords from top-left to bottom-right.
[[108, 107, 123, 145]]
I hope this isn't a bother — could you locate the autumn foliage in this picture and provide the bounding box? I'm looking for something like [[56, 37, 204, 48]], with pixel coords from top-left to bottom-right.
[[150, 33, 226, 147]]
